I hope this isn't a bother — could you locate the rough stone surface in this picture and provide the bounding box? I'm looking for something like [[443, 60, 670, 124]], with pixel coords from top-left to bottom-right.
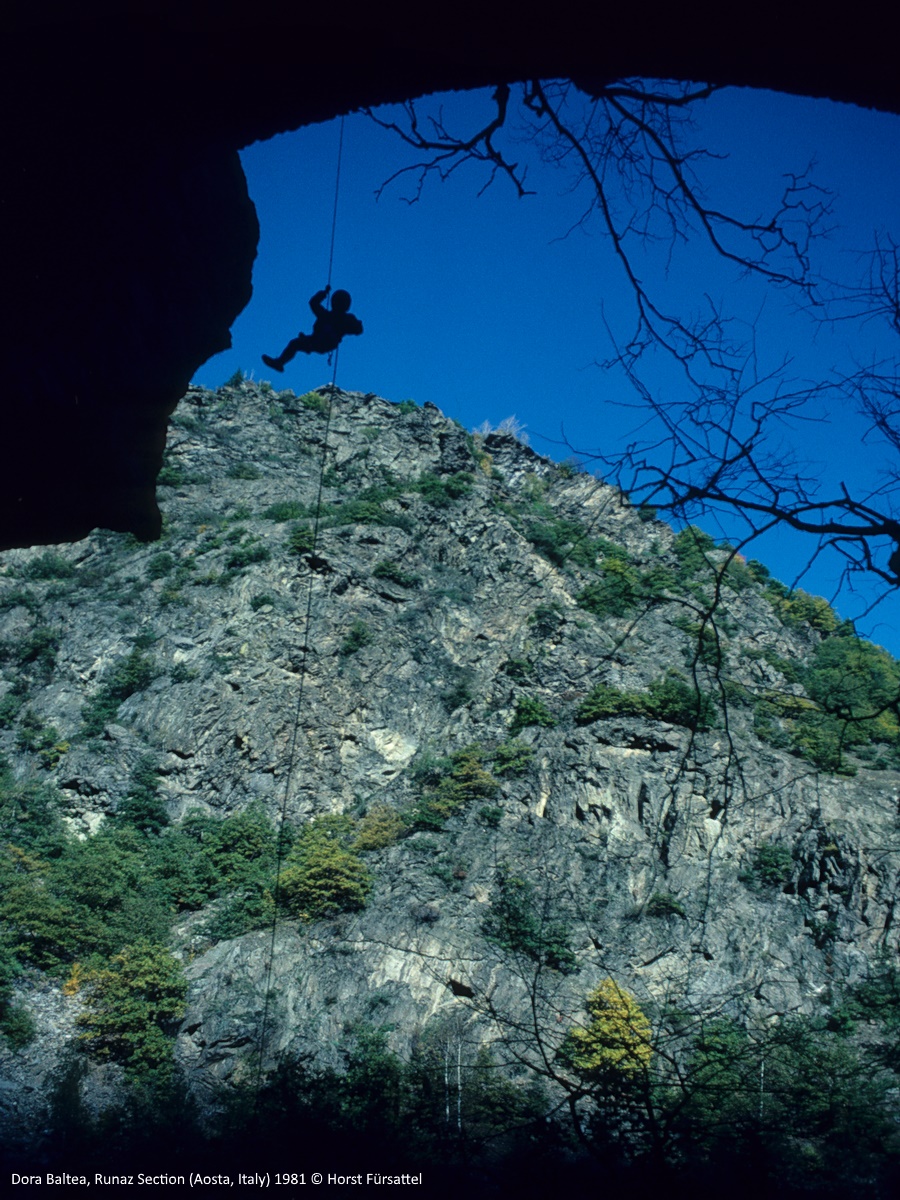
[[0, 383, 898, 1136]]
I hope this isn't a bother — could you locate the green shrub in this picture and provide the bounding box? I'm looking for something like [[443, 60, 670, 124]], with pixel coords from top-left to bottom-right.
[[299, 391, 330, 414], [205, 886, 275, 941], [373, 560, 421, 588], [477, 805, 503, 828], [183, 803, 277, 894], [646, 893, 686, 918], [577, 552, 676, 620], [250, 594, 277, 611], [440, 667, 474, 712], [525, 517, 602, 569], [0, 943, 35, 1048], [500, 658, 532, 682], [576, 682, 643, 724], [563, 979, 652, 1076], [287, 522, 316, 554], [81, 648, 157, 736], [75, 942, 187, 1075], [483, 869, 576, 973], [756, 634, 900, 772], [0, 999, 35, 1049], [228, 462, 263, 480], [21, 552, 76, 581], [576, 672, 715, 731], [414, 472, 473, 507], [672, 526, 717, 583], [226, 541, 271, 570], [645, 672, 716, 730], [353, 804, 405, 853], [116, 757, 169, 835], [0, 690, 25, 729], [789, 712, 858, 773], [147, 552, 176, 580], [672, 617, 722, 666], [740, 843, 794, 890], [577, 559, 643, 617], [769, 588, 840, 633], [0, 826, 172, 972], [804, 635, 900, 723], [264, 501, 308, 522], [396, 400, 417, 414], [15, 625, 60, 678], [280, 816, 370, 920], [406, 746, 498, 831], [0, 587, 39, 613], [508, 695, 557, 736], [529, 603, 563, 637], [491, 739, 534, 776], [340, 620, 372, 657], [15, 707, 52, 752], [326, 499, 412, 532]]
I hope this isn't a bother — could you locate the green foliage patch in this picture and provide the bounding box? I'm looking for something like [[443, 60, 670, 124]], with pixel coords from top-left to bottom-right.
[[752, 632, 900, 771], [340, 620, 373, 657], [81, 647, 157, 737], [490, 739, 534, 776], [353, 804, 405, 853], [414, 471, 473, 507], [645, 893, 687, 918], [228, 462, 263, 480], [280, 815, 371, 920], [482, 868, 576, 973], [671, 526, 717, 585], [576, 672, 716, 731], [373, 560, 421, 588], [563, 979, 653, 1076], [287, 522, 316, 554], [406, 746, 499, 832], [525, 516, 605, 569], [226, 540, 271, 570], [75, 942, 187, 1076], [115, 757, 169, 835], [264, 501, 309, 522], [508, 695, 557, 736], [21, 552, 76, 581], [740, 843, 794, 891]]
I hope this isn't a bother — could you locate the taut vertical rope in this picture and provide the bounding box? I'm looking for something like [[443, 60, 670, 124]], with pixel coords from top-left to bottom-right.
[[253, 116, 347, 1099], [325, 115, 345, 292]]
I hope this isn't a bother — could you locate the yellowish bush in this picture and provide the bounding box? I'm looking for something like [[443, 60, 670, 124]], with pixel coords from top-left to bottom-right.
[[566, 978, 652, 1076]]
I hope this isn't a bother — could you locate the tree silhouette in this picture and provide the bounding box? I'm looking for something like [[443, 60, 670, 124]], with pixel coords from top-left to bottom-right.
[[368, 80, 900, 605]]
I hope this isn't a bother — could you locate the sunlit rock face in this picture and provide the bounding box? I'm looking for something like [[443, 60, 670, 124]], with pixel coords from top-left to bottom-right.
[[0, 384, 897, 1145], [3, 4, 900, 549]]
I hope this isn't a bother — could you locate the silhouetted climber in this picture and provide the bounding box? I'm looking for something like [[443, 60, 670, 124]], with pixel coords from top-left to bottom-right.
[[262, 286, 363, 371]]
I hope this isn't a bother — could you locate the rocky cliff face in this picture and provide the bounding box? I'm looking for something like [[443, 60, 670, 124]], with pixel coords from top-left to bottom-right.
[[1, 381, 898, 1154]]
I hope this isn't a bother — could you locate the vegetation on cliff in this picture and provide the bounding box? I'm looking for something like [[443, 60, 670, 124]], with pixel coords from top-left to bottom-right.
[[0, 383, 898, 1191]]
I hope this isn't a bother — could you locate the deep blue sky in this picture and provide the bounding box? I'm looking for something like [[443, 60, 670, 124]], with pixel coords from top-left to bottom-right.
[[193, 84, 900, 653]]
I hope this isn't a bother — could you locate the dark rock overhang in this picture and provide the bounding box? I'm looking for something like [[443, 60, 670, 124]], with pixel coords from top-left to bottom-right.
[[3, 2, 899, 549]]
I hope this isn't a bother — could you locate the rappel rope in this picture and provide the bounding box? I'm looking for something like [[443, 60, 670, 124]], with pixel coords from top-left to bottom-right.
[[253, 117, 346, 1099]]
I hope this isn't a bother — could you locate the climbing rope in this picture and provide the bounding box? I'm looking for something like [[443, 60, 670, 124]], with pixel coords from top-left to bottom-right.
[[326, 116, 346, 292], [253, 119, 348, 1098]]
